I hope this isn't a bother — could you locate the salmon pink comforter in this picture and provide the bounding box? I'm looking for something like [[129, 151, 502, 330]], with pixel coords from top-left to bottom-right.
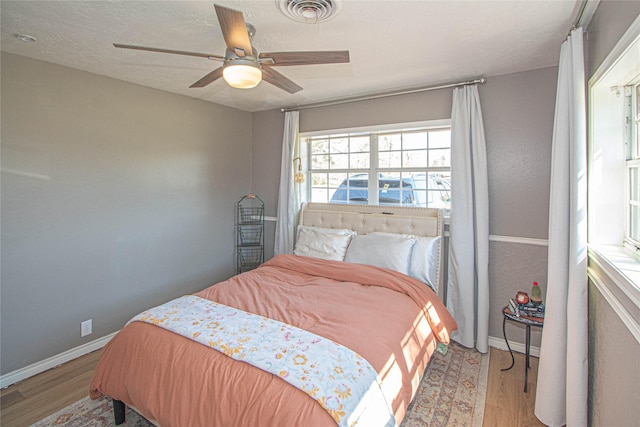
[[89, 254, 457, 427]]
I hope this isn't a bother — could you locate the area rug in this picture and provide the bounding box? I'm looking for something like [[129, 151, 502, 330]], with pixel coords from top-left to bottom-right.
[[401, 342, 489, 427], [32, 342, 488, 427]]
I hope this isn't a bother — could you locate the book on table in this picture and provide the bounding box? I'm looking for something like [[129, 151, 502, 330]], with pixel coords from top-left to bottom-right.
[[519, 303, 545, 317], [506, 299, 545, 320]]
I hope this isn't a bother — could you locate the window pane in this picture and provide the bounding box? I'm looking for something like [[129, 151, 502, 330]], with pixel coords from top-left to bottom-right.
[[310, 173, 328, 202], [329, 173, 369, 204], [330, 153, 349, 169], [311, 172, 348, 203], [636, 84, 640, 160], [378, 172, 415, 206], [429, 129, 451, 148], [429, 148, 451, 167], [630, 167, 639, 202], [311, 154, 329, 169], [311, 139, 329, 154], [630, 204, 640, 241], [403, 132, 428, 150], [311, 172, 327, 186], [350, 152, 369, 169], [428, 172, 451, 209], [329, 173, 347, 188], [413, 189, 428, 207], [379, 133, 401, 151], [409, 172, 451, 208], [330, 137, 348, 154], [350, 136, 370, 152], [630, 166, 640, 242], [403, 150, 428, 167], [311, 188, 329, 203], [411, 173, 428, 207], [379, 151, 402, 168], [347, 173, 369, 203]]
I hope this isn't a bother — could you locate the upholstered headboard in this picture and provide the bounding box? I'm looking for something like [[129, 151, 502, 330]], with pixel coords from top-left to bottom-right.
[[299, 203, 444, 299]]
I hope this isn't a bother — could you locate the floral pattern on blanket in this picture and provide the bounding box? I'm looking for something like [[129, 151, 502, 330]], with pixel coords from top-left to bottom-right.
[[129, 295, 395, 427]]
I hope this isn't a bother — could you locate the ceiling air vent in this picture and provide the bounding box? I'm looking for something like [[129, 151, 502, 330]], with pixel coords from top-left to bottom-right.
[[277, 0, 342, 23]]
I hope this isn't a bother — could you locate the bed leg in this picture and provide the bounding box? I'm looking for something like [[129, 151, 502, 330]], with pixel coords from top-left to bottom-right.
[[113, 399, 126, 425]]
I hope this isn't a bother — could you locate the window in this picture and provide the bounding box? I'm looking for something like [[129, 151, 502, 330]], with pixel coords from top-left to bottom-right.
[[626, 83, 640, 249], [588, 20, 640, 301], [304, 121, 451, 209]]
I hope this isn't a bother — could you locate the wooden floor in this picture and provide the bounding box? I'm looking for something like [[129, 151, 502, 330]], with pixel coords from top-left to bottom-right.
[[0, 347, 547, 427], [483, 348, 546, 427]]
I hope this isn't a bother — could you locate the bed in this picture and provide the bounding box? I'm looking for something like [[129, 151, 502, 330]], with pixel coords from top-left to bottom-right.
[[89, 202, 457, 426]]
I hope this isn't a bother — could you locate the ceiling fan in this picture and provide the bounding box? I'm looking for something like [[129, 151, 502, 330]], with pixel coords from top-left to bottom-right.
[[113, 4, 349, 94]]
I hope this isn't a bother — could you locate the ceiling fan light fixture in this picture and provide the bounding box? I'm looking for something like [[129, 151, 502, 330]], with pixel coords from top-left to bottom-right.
[[223, 60, 262, 89]]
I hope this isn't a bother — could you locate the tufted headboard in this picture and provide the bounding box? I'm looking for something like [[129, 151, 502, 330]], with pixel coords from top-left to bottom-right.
[[299, 202, 444, 299]]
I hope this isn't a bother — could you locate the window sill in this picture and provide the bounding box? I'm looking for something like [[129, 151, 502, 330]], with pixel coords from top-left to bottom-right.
[[589, 245, 640, 292], [588, 244, 640, 343]]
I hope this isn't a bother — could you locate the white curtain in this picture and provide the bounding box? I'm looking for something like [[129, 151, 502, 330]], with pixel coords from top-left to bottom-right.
[[274, 110, 300, 255], [446, 85, 490, 353], [535, 27, 588, 427]]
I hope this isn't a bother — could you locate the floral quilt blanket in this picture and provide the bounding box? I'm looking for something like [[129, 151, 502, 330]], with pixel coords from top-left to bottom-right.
[[129, 295, 396, 427]]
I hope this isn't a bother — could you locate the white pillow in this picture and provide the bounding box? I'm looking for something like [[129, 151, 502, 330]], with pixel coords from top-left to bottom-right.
[[344, 233, 416, 275], [367, 232, 440, 291], [409, 236, 441, 291], [294, 226, 356, 261]]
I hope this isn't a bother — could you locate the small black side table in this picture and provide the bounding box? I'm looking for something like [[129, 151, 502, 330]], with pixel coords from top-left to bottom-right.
[[501, 306, 544, 393]]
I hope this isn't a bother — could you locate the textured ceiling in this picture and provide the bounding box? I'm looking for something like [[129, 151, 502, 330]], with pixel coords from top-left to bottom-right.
[[0, 0, 579, 112]]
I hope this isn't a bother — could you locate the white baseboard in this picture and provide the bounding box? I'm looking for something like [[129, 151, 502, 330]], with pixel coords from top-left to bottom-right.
[[489, 335, 540, 357], [0, 331, 118, 389]]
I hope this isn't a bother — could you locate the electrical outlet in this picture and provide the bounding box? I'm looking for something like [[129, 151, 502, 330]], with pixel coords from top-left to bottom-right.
[[81, 319, 92, 337]]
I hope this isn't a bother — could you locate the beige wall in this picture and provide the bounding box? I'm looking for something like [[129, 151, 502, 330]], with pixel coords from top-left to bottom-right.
[[1, 53, 252, 375], [586, 2, 640, 426], [252, 66, 559, 349]]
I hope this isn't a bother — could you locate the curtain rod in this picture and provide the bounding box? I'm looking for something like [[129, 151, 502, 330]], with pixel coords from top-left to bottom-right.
[[280, 77, 487, 113], [569, 0, 589, 35]]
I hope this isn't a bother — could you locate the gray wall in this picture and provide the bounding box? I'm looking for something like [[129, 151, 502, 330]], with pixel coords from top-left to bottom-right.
[[481, 68, 556, 347], [588, 280, 640, 426], [585, 0, 640, 79], [480, 70, 555, 240], [1, 53, 252, 375], [586, 2, 640, 426], [251, 109, 284, 262], [252, 66, 559, 348], [299, 88, 452, 133]]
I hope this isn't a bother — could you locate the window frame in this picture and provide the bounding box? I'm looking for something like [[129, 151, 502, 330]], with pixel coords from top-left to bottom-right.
[[302, 119, 452, 209], [624, 82, 640, 251]]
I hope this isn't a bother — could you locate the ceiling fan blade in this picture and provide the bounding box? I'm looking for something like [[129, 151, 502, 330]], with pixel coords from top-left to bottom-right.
[[190, 67, 224, 88], [259, 51, 350, 66], [113, 43, 224, 60], [262, 67, 303, 94], [214, 4, 253, 57]]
